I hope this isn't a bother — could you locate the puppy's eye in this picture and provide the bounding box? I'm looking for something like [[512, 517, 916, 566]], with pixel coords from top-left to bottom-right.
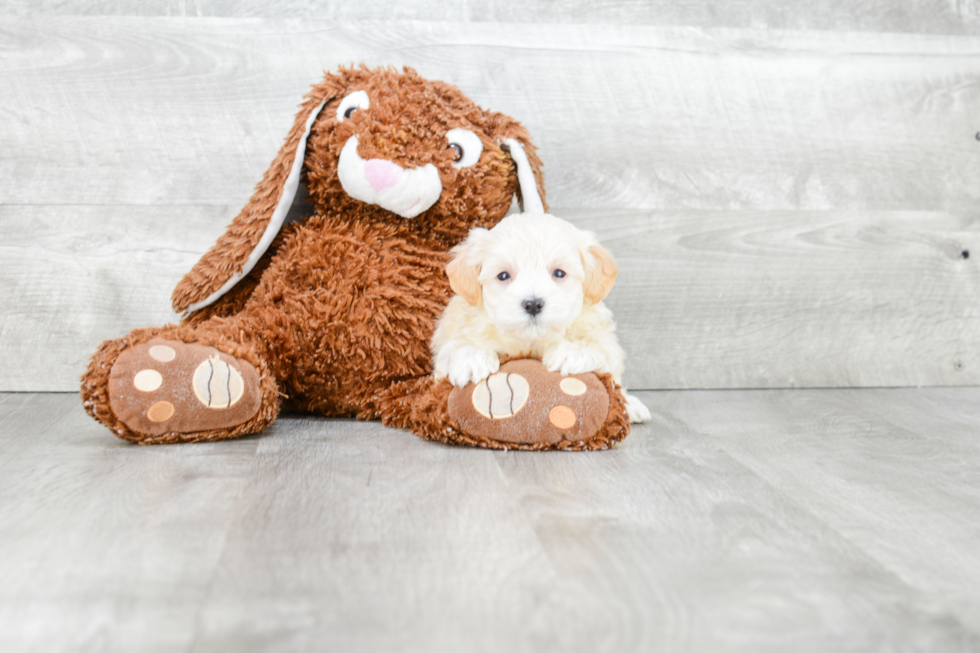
[[497, 271, 511, 281], [336, 90, 370, 121], [445, 128, 483, 169], [553, 269, 566, 279]]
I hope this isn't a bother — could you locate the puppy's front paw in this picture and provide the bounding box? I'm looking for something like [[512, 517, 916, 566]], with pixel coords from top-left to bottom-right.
[[625, 393, 651, 423], [447, 346, 500, 387], [543, 342, 606, 377]]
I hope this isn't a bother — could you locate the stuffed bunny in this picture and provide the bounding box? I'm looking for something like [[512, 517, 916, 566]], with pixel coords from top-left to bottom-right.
[[80, 66, 631, 450]]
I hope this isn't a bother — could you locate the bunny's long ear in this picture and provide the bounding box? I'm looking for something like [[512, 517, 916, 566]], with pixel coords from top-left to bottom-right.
[[172, 78, 342, 314], [501, 138, 545, 214], [487, 117, 547, 215]]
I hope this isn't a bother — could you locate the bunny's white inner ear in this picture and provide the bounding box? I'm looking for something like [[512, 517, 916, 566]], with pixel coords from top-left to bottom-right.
[[501, 138, 544, 215], [184, 97, 329, 315]]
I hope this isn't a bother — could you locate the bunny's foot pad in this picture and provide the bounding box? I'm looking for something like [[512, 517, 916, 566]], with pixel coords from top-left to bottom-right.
[[107, 338, 262, 438], [448, 359, 621, 448]]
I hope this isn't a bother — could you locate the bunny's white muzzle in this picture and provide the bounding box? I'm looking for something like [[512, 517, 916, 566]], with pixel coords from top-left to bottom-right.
[[337, 136, 443, 219]]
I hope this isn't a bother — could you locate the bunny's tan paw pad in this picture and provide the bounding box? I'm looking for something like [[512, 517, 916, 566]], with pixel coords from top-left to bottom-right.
[[107, 338, 261, 438], [448, 359, 610, 447]]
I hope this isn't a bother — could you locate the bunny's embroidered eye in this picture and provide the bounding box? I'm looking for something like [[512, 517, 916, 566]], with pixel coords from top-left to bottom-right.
[[336, 91, 370, 121], [497, 271, 511, 281], [445, 128, 483, 169]]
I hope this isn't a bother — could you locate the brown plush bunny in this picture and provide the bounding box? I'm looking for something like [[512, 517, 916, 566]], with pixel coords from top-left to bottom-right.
[[80, 65, 630, 450]]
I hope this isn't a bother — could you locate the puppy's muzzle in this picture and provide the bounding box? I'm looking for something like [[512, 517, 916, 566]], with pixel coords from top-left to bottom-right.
[[522, 297, 545, 316]]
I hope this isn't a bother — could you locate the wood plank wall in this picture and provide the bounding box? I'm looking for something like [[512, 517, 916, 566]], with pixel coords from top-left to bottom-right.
[[2, 3, 979, 391]]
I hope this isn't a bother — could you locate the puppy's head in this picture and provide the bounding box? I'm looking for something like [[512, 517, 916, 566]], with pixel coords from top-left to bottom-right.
[[446, 214, 618, 341]]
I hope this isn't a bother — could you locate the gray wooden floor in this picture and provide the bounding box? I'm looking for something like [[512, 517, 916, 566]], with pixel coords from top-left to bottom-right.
[[2, 390, 979, 652]]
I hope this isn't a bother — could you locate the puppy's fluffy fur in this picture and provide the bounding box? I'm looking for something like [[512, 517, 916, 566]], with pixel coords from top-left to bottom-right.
[[432, 213, 650, 423]]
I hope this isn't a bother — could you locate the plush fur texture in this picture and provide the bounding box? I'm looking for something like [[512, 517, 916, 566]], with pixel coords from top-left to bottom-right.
[[81, 324, 279, 444], [383, 356, 631, 451], [432, 213, 651, 423], [171, 67, 546, 315], [80, 65, 633, 449]]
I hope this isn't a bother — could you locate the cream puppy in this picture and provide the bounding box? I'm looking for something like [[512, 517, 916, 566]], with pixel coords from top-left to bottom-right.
[[432, 213, 651, 423]]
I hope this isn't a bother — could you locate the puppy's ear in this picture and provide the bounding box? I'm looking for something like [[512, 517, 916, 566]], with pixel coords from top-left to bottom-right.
[[172, 73, 345, 314], [582, 244, 618, 305], [446, 229, 487, 306], [485, 114, 548, 214]]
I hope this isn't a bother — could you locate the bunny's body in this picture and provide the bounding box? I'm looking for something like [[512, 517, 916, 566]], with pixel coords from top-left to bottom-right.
[[81, 66, 632, 449], [195, 211, 454, 419]]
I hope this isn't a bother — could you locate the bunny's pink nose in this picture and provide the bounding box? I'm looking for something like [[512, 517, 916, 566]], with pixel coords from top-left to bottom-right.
[[364, 159, 402, 191]]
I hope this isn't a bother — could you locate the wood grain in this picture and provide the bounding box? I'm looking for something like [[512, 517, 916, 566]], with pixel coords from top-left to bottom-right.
[[663, 387, 980, 633], [3, 16, 980, 391], [1, 18, 978, 212], [0, 393, 261, 653], [1, 389, 979, 651], [562, 208, 980, 390], [2, 0, 979, 35], [0, 204, 223, 392], [4, 206, 978, 391], [4, 7, 980, 652]]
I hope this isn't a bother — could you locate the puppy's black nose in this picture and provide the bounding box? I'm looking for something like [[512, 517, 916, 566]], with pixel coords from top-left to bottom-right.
[[522, 297, 544, 316]]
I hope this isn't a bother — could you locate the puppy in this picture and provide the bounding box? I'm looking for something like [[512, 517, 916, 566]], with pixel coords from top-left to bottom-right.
[[432, 213, 651, 423]]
